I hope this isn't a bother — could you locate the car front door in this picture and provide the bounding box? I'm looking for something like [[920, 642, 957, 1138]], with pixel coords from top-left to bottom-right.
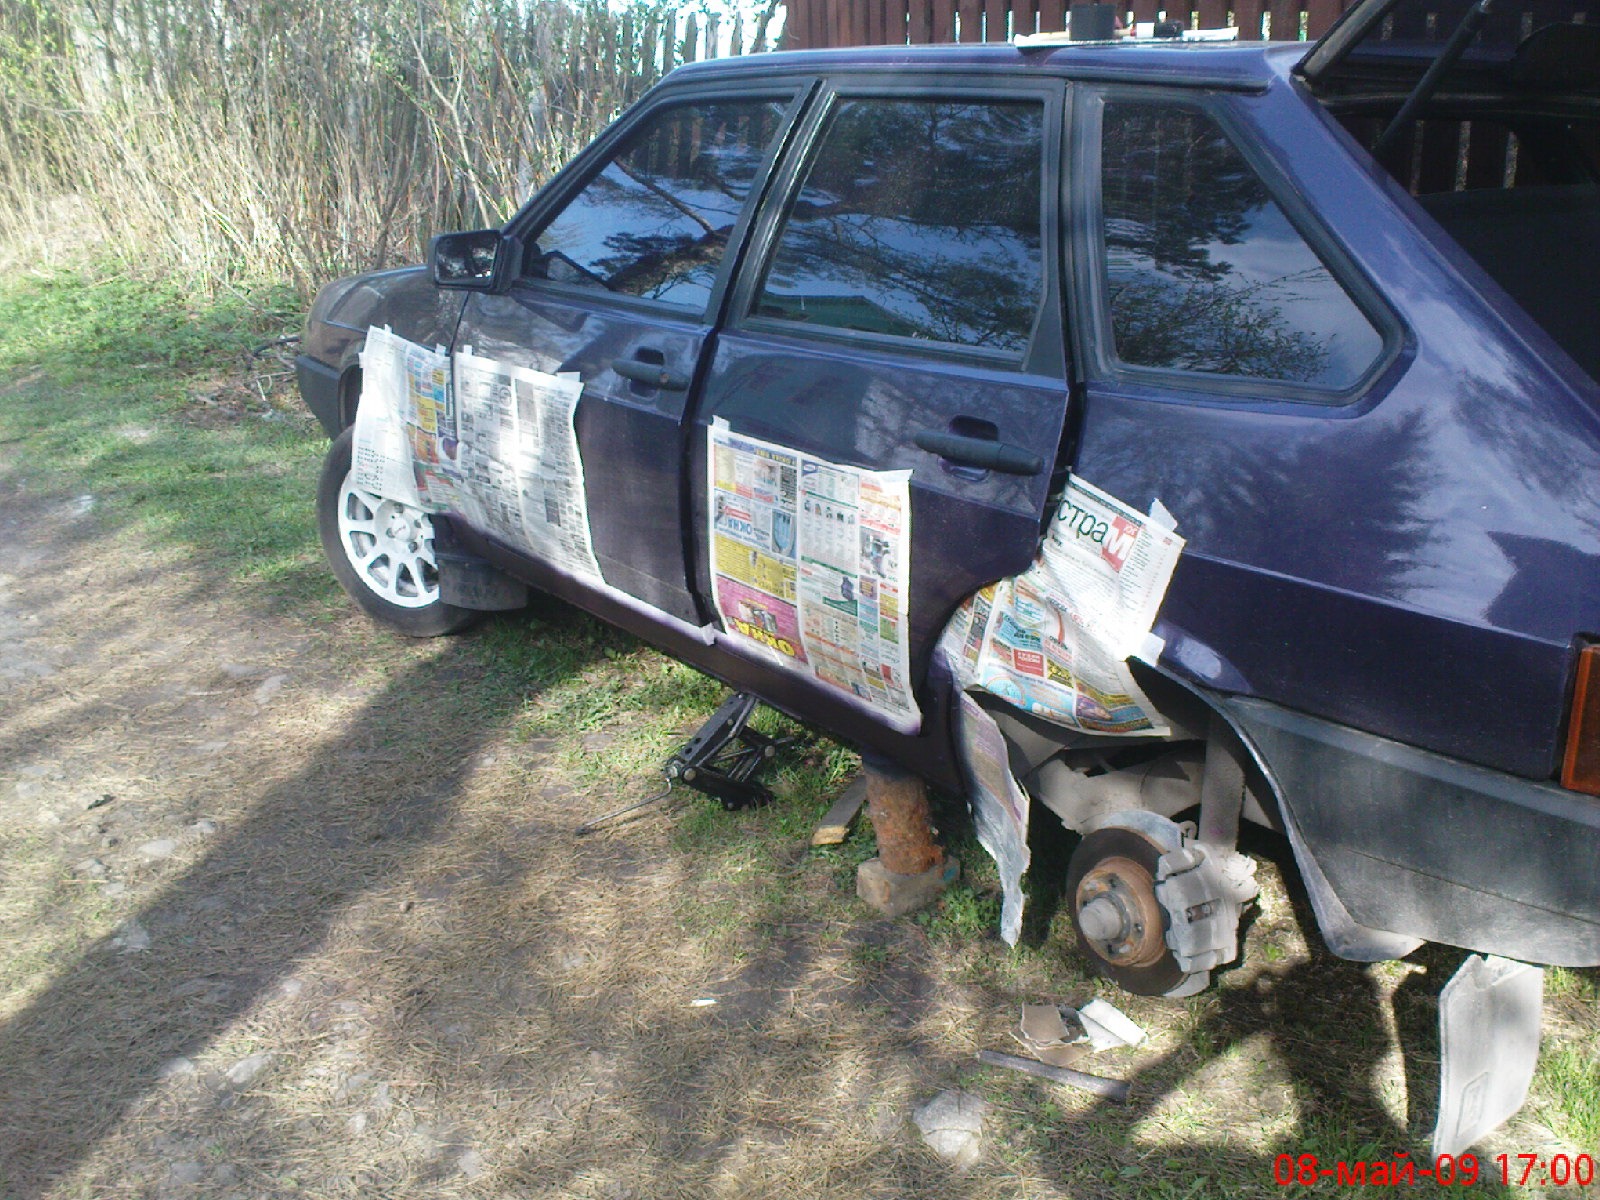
[[452, 85, 806, 624], [689, 78, 1073, 730]]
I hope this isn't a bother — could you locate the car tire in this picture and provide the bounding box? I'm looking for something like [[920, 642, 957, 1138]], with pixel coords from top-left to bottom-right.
[[316, 426, 479, 637]]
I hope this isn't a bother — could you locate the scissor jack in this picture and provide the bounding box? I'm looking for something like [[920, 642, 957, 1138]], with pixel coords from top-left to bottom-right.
[[576, 692, 799, 834]]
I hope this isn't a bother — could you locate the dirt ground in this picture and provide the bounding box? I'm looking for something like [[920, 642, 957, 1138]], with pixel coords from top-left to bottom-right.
[[1, 437, 1595, 1199]]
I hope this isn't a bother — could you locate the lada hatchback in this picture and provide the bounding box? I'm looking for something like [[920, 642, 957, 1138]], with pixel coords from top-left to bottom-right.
[[297, 0, 1600, 1000]]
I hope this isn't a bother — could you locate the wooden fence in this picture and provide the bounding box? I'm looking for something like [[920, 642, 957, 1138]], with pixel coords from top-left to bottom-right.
[[782, 0, 1360, 48]]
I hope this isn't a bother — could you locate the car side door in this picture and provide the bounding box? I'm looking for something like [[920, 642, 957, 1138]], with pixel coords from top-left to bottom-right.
[[452, 83, 807, 624], [689, 77, 1073, 730]]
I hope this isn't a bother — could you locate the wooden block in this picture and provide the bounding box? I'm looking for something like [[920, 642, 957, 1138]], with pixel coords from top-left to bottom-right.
[[811, 775, 869, 845]]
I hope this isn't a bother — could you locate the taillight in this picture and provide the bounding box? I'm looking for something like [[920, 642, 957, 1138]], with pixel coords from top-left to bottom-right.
[[1561, 643, 1600, 795]]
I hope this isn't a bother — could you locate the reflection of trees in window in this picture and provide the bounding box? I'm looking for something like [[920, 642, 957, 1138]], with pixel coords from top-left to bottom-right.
[[531, 101, 786, 311], [1102, 103, 1380, 388], [756, 100, 1045, 353]]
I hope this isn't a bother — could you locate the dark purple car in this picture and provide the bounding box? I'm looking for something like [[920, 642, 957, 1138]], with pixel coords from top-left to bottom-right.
[[297, 0, 1600, 1001]]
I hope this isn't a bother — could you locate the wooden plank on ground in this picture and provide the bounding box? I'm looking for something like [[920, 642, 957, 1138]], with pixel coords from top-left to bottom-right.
[[812, 776, 869, 845]]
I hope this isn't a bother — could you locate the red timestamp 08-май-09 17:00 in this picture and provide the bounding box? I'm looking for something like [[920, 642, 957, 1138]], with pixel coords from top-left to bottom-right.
[[1273, 1151, 1597, 1188]]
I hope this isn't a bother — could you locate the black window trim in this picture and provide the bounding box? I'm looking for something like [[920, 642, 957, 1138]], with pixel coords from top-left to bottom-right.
[[727, 75, 1066, 376], [1073, 85, 1406, 408], [501, 79, 814, 326]]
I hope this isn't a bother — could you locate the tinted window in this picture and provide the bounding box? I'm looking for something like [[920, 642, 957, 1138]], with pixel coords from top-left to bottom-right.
[[754, 98, 1045, 354], [528, 100, 788, 312], [1100, 101, 1383, 391]]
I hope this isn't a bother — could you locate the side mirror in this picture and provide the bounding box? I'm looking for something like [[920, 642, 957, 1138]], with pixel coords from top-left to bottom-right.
[[429, 229, 523, 292]]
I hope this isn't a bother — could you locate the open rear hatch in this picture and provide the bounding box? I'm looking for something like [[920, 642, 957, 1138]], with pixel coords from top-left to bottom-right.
[[1298, 0, 1600, 385]]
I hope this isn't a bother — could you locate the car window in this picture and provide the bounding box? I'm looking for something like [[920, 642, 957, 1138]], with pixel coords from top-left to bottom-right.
[[1100, 100, 1384, 392], [526, 99, 790, 314], [752, 97, 1046, 355]]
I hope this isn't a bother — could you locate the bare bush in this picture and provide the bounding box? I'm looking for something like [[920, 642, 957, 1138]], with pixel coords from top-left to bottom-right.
[[0, 0, 779, 295]]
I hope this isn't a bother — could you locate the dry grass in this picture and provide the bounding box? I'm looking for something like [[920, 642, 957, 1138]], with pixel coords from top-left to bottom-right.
[[0, 0, 779, 298], [3, 457, 1597, 1200]]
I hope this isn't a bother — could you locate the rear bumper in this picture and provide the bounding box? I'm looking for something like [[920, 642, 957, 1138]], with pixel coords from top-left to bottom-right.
[[1224, 695, 1600, 966], [295, 354, 343, 438]]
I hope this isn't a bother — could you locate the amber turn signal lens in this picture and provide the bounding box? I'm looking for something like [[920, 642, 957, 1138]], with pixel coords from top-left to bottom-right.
[[1562, 644, 1600, 795]]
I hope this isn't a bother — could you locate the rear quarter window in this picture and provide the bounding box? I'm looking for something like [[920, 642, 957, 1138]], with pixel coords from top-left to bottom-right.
[[1098, 99, 1385, 395]]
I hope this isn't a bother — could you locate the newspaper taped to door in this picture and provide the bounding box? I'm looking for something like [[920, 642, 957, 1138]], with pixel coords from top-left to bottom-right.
[[452, 348, 600, 582], [709, 419, 919, 727], [948, 476, 1183, 736], [351, 328, 601, 584]]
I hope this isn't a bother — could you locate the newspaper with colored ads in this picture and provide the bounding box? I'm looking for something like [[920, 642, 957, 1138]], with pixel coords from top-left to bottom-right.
[[947, 476, 1183, 737], [353, 326, 451, 511], [709, 419, 919, 728], [352, 328, 600, 584], [941, 475, 1184, 943]]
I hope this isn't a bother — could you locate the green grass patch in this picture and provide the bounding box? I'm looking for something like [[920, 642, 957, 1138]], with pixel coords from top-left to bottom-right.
[[0, 264, 330, 606]]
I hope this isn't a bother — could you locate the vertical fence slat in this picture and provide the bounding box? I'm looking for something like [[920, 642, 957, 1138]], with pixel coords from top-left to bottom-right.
[[1039, 0, 1065, 31], [794, 0, 810, 47], [932, 0, 956, 40], [1131, 0, 1160, 26], [1197, 0, 1227, 28], [984, 0, 1009, 40], [958, 0, 982, 39], [1009, 0, 1037, 37], [1267, 0, 1299, 38], [1304, 0, 1341, 36], [1464, 119, 1510, 189], [909, 0, 934, 40], [1232, 0, 1265, 37]]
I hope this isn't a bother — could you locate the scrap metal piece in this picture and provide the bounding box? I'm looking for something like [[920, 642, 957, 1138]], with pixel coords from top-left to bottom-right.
[[1432, 954, 1544, 1159], [976, 1050, 1132, 1103]]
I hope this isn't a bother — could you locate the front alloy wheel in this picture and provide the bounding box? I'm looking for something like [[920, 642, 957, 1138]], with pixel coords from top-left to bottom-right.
[[337, 481, 439, 609], [316, 425, 478, 637]]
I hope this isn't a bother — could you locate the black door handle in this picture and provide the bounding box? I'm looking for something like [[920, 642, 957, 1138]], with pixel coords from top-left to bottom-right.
[[914, 430, 1044, 476], [612, 357, 689, 390]]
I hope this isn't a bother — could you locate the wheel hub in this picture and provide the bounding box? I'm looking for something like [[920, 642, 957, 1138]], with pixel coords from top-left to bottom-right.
[[335, 478, 440, 610], [1074, 853, 1168, 969]]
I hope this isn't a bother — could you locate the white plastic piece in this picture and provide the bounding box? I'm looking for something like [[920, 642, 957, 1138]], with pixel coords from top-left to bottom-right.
[[1078, 998, 1147, 1049], [1432, 955, 1544, 1159]]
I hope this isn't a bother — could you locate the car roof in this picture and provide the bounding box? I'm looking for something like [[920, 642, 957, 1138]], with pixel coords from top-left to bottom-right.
[[666, 39, 1301, 92]]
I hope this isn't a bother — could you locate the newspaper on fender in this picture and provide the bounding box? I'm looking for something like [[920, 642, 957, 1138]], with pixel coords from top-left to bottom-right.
[[353, 326, 450, 511], [940, 475, 1184, 943], [350, 328, 601, 584], [949, 476, 1183, 737]]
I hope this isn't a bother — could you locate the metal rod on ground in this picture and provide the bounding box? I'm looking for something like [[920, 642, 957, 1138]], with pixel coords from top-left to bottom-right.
[[575, 785, 674, 836], [976, 1050, 1132, 1103]]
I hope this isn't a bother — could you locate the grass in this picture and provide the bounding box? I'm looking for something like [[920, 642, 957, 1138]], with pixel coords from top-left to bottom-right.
[[0, 266, 330, 602], [0, 261, 1597, 1198]]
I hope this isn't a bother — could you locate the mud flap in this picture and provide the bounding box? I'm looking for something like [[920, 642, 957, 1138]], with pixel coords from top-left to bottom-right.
[[1432, 954, 1544, 1158], [437, 549, 529, 611]]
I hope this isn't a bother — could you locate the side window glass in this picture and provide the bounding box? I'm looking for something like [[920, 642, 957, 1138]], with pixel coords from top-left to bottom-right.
[[753, 97, 1045, 355], [1100, 101, 1384, 391], [528, 99, 789, 313]]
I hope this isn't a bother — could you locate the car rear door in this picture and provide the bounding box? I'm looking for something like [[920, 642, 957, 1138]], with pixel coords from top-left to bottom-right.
[[452, 83, 807, 624], [688, 76, 1073, 728]]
